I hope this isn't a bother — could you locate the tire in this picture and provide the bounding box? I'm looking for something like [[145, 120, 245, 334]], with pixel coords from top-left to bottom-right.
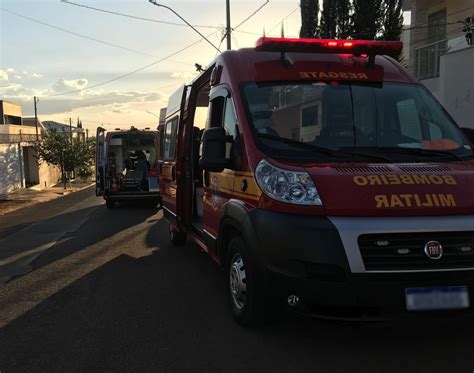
[[106, 199, 116, 209], [226, 236, 269, 326], [169, 224, 186, 246]]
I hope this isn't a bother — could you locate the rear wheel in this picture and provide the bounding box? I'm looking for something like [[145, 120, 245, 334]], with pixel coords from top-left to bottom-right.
[[226, 236, 269, 326], [169, 224, 186, 246], [105, 199, 115, 209]]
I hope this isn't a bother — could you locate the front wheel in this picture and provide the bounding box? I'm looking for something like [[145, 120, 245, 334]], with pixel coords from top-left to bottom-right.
[[226, 236, 269, 326], [169, 224, 186, 246]]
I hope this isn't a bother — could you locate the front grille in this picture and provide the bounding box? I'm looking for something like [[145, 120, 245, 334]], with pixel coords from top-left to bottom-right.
[[333, 165, 392, 173], [359, 232, 474, 271], [397, 164, 452, 173]]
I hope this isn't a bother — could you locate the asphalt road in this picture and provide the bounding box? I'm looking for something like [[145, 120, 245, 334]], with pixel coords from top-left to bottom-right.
[[1, 188, 474, 372]]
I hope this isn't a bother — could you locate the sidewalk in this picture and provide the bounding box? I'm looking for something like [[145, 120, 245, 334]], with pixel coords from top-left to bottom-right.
[[0, 181, 94, 216]]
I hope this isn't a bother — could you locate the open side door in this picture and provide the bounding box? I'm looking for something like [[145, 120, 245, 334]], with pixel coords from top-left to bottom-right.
[[96, 127, 106, 196], [159, 85, 189, 228]]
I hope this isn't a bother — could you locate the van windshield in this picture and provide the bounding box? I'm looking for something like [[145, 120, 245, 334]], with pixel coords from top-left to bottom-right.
[[242, 82, 472, 163]]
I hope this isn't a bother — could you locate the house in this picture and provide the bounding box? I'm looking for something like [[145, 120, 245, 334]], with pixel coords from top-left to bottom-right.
[[405, 0, 474, 128], [0, 101, 61, 195], [42, 120, 86, 141]]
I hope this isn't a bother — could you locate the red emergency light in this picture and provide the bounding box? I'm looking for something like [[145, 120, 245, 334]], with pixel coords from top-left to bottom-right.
[[255, 37, 403, 58]]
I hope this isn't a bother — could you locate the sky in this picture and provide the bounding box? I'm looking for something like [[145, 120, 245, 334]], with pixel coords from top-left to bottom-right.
[[0, 0, 302, 131]]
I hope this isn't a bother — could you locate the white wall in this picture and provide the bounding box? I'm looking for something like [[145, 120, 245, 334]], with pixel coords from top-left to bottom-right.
[[0, 144, 23, 195], [38, 161, 61, 189], [421, 77, 441, 99], [439, 47, 474, 128]]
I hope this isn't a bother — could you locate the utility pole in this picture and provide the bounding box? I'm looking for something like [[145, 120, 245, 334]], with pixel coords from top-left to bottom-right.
[[69, 117, 73, 144], [69, 117, 73, 187], [226, 0, 231, 50], [34, 96, 39, 141]]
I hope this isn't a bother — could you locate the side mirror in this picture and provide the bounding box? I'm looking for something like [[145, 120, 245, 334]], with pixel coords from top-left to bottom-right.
[[200, 127, 233, 172], [461, 128, 474, 144]]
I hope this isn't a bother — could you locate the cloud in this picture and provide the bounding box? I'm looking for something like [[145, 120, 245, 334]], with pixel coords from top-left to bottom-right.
[[73, 90, 162, 110], [0, 69, 43, 81], [170, 71, 197, 79], [1, 84, 47, 100], [52, 78, 89, 92], [0, 69, 9, 81], [1, 88, 163, 116]]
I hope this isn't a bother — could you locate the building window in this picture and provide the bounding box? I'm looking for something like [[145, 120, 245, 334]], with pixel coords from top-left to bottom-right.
[[415, 8, 447, 80], [427, 9, 447, 43]]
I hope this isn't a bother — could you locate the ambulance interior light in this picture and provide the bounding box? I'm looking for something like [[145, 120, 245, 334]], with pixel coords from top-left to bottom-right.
[[255, 37, 403, 58]]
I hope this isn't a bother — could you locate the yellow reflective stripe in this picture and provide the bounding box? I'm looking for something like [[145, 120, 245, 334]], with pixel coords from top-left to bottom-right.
[[233, 175, 262, 198], [210, 171, 262, 201]]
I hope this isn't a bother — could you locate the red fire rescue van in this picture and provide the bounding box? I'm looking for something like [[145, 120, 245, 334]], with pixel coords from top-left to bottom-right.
[[159, 37, 474, 325]]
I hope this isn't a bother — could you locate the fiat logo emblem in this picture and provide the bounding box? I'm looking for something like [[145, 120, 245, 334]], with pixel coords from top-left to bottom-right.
[[424, 241, 443, 260]]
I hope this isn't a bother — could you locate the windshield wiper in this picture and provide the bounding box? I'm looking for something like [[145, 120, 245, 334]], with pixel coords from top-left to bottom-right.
[[257, 133, 340, 156], [375, 147, 464, 161], [257, 134, 391, 162]]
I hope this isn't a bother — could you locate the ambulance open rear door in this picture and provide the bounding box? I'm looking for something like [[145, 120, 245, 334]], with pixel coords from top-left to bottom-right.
[[96, 127, 106, 196]]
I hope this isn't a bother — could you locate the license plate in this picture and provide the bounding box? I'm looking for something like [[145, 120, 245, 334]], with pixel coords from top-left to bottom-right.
[[406, 286, 470, 311]]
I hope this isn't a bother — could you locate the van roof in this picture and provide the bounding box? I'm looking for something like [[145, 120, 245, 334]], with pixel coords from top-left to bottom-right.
[[216, 48, 417, 85], [165, 45, 417, 116]]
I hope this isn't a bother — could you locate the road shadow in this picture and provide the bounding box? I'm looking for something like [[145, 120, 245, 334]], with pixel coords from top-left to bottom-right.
[[30, 202, 158, 271], [0, 187, 95, 240], [0, 189, 159, 283], [1, 217, 474, 372]]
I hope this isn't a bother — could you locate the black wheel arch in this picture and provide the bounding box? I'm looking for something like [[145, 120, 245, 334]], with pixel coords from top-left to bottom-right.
[[217, 200, 259, 267]]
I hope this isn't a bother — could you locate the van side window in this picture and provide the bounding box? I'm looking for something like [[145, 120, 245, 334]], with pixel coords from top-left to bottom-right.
[[164, 117, 178, 160], [224, 97, 237, 139]]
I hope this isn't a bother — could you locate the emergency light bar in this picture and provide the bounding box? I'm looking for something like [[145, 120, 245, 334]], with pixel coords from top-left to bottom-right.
[[255, 37, 403, 58]]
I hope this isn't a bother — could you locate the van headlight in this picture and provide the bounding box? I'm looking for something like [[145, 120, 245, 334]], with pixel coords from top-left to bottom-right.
[[255, 159, 323, 205]]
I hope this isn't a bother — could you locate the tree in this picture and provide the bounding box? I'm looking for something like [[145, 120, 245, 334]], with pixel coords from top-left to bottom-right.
[[352, 0, 383, 40], [380, 0, 403, 41], [300, 0, 319, 38], [320, 0, 337, 39], [35, 128, 95, 188], [335, 0, 352, 39], [76, 137, 96, 180]]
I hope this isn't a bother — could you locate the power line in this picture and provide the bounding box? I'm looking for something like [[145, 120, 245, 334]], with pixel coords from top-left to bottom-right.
[[165, 59, 195, 67], [267, 6, 299, 34], [215, 0, 270, 57], [405, 5, 474, 30], [148, 0, 220, 52], [61, 0, 220, 29], [403, 25, 464, 48], [233, 0, 270, 29], [0, 8, 163, 59], [46, 31, 218, 97]]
